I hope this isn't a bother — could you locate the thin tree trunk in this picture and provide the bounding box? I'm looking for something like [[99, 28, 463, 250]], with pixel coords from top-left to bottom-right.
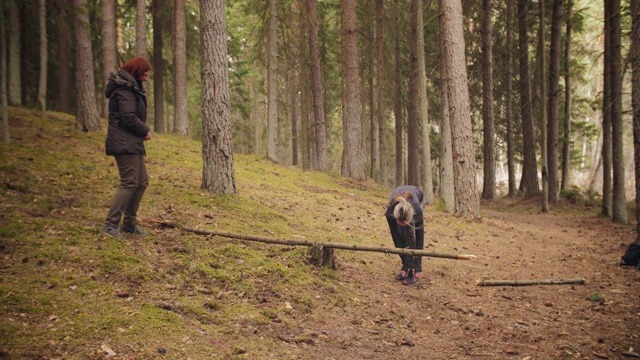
[[137, 0, 147, 58], [602, 1, 612, 216], [481, 0, 496, 200], [73, 0, 100, 131], [1, 0, 8, 144], [37, 0, 47, 112], [200, 0, 236, 194], [57, 0, 72, 114], [407, 0, 421, 187], [267, 0, 279, 162], [540, 0, 549, 211], [375, 0, 387, 186], [102, 0, 118, 119], [547, 0, 563, 203], [561, 0, 572, 191], [610, 0, 628, 224], [307, 0, 329, 171], [416, 0, 433, 203], [439, 6, 454, 211], [631, 0, 640, 240], [299, 2, 311, 171], [152, 0, 165, 133], [394, 0, 404, 186], [173, 0, 189, 135], [518, 0, 539, 199], [506, 0, 517, 197], [440, 0, 479, 219], [340, 0, 366, 180], [7, 0, 21, 106]]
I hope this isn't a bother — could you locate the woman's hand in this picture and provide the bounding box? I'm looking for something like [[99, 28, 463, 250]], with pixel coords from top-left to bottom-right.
[[144, 132, 152, 141]]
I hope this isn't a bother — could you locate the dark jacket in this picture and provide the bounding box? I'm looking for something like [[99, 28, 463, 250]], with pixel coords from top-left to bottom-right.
[[385, 185, 425, 248], [104, 69, 149, 156]]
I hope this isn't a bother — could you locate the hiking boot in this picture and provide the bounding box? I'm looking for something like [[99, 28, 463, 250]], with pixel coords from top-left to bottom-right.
[[402, 276, 419, 285], [395, 271, 408, 281], [120, 224, 147, 235], [103, 225, 127, 241]]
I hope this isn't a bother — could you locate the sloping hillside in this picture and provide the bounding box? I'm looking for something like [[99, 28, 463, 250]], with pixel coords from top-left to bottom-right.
[[1, 107, 639, 359]]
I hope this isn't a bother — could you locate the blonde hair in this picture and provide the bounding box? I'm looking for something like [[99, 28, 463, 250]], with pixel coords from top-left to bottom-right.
[[391, 192, 414, 225]]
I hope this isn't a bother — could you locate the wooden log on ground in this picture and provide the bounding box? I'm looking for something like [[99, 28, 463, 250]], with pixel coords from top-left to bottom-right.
[[160, 220, 477, 260], [476, 278, 585, 286]]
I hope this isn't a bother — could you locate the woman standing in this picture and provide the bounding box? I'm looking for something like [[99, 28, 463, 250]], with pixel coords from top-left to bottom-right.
[[386, 185, 425, 285], [102, 57, 152, 241]]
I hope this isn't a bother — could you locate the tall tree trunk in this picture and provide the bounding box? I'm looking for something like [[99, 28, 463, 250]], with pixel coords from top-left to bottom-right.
[[481, 0, 496, 199], [407, 0, 421, 187], [102, 0, 117, 119], [540, 0, 549, 211], [290, 2, 299, 166], [340, 0, 366, 180], [267, 0, 279, 162], [152, 0, 165, 132], [517, 0, 539, 199], [299, 2, 311, 171], [602, 1, 612, 216], [609, 0, 628, 224], [372, 0, 384, 183], [394, 0, 404, 186], [200, 0, 236, 194], [547, 0, 563, 203], [1, 0, 9, 144], [440, 0, 479, 219], [7, 0, 21, 106], [36, 0, 46, 112], [416, 0, 433, 204], [173, 0, 189, 135], [439, 6, 454, 211], [57, 0, 72, 114], [137, 0, 147, 58], [73, 0, 100, 131], [631, 0, 640, 240], [561, 0, 572, 191], [506, 0, 517, 197], [307, 0, 329, 171]]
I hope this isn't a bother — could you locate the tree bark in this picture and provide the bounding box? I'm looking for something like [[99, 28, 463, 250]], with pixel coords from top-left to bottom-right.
[[602, 1, 612, 216], [407, 0, 421, 187], [152, 0, 166, 133], [394, 0, 404, 186], [561, 0, 572, 191], [439, 5, 454, 212], [37, 0, 47, 112], [372, 0, 384, 183], [102, 0, 118, 119], [547, 0, 563, 203], [173, 0, 189, 135], [299, 4, 311, 170], [73, 0, 100, 131], [1, 0, 9, 144], [340, 0, 366, 180], [200, 0, 236, 194], [137, 0, 147, 58], [632, 0, 640, 240], [440, 0, 479, 219], [506, 0, 517, 197], [7, 0, 21, 106], [306, 0, 329, 171], [267, 0, 279, 162], [540, 0, 549, 211], [57, 0, 72, 114], [517, 0, 539, 199], [609, 0, 628, 224], [416, 0, 433, 204], [477, 278, 585, 286], [481, 0, 496, 200]]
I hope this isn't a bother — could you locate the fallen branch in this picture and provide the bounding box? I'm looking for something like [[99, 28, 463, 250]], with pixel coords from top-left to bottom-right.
[[476, 278, 585, 286], [160, 220, 477, 260]]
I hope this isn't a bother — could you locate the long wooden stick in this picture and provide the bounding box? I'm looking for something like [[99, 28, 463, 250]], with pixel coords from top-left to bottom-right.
[[161, 220, 477, 260], [476, 278, 585, 286]]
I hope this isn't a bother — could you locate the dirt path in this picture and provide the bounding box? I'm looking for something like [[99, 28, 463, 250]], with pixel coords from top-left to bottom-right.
[[269, 199, 640, 359]]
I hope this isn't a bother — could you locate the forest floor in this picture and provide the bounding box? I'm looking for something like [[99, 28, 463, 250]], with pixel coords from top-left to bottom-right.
[[1, 107, 640, 360]]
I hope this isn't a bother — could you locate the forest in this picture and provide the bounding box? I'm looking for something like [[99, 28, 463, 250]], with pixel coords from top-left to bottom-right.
[[1, 0, 639, 224]]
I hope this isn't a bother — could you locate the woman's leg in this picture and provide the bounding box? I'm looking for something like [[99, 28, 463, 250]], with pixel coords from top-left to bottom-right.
[[105, 154, 141, 228], [386, 215, 408, 271], [122, 155, 148, 229]]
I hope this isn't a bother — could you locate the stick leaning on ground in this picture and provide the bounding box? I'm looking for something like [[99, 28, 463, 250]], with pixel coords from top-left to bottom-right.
[[160, 220, 477, 260]]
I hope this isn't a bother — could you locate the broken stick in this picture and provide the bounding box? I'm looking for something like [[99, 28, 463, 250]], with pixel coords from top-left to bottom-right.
[[160, 220, 477, 260], [476, 278, 585, 286]]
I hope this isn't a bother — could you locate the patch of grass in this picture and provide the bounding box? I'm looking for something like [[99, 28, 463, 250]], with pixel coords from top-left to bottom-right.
[[586, 291, 604, 302]]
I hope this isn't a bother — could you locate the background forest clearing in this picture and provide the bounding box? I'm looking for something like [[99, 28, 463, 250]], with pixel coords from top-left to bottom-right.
[[1, 107, 640, 359]]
